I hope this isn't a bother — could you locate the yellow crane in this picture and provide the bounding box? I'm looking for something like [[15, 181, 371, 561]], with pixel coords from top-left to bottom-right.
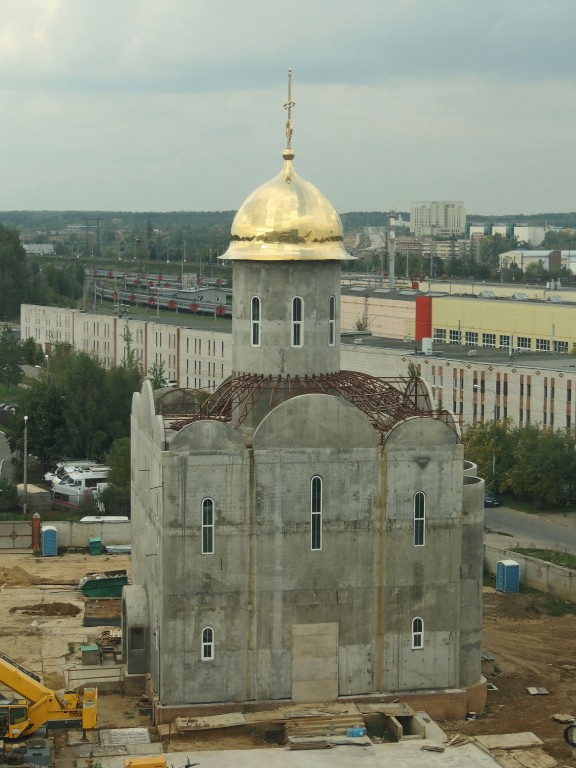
[[0, 651, 97, 739]]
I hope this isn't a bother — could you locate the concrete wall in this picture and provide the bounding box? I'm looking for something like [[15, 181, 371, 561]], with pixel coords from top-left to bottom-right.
[[129, 379, 484, 708], [232, 261, 341, 377], [42, 520, 131, 548], [485, 544, 576, 602]]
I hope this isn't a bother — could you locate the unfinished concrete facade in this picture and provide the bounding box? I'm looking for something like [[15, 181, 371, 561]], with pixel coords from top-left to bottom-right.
[[124, 111, 485, 714]]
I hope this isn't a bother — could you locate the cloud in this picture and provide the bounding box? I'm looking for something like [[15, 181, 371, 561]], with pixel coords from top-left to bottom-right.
[[0, 0, 575, 212]]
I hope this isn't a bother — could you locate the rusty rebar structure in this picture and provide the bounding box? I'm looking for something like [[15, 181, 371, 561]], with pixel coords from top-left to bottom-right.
[[171, 370, 456, 445]]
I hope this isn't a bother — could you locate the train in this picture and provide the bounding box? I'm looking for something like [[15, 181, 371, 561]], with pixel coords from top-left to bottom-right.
[[94, 284, 232, 317], [91, 270, 226, 291]]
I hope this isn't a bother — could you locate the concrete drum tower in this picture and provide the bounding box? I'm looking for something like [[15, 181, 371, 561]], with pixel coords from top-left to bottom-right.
[[125, 72, 486, 721]]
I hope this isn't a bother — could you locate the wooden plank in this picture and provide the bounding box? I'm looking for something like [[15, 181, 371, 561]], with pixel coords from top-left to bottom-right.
[[175, 713, 246, 732]]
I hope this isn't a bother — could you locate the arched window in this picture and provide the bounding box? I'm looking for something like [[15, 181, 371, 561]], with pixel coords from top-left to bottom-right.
[[311, 475, 322, 551], [202, 497, 214, 554], [413, 491, 425, 546], [328, 295, 336, 346], [251, 296, 261, 347], [412, 617, 424, 649], [292, 297, 303, 347], [201, 627, 214, 660]]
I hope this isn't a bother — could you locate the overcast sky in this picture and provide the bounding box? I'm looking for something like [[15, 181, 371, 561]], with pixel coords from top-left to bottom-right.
[[1, 0, 575, 215]]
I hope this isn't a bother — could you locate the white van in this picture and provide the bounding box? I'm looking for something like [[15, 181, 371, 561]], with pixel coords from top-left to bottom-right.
[[51, 467, 110, 509], [44, 459, 97, 485]]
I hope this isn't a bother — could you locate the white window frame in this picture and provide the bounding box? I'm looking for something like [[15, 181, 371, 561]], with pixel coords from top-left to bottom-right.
[[292, 297, 303, 347], [482, 333, 496, 348], [412, 617, 424, 649], [413, 492, 425, 547], [202, 497, 214, 555], [535, 338, 550, 352], [449, 329, 461, 344], [251, 296, 261, 347], [328, 295, 336, 346], [464, 331, 478, 346], [433, 329, 446, 343], [311, 475, 322, 551], [517, 336, 531, 350], [201, 627, 214, 660]]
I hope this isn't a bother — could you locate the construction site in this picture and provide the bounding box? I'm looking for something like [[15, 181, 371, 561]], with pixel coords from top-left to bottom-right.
[[0, 550, 574, 767]]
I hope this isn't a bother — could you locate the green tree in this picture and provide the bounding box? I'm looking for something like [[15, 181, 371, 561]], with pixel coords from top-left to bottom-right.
[[20, 337, 45, 366], [0, 478, 18, 512], [99, 437, 131, 517], [464, 420, 576, 508], [105, 364, 142, 444], [147, 361, 168, 390], [524, 262, 549, 283], [9, 377, 68, 471], [462, 418, 514, 492], [501, 426, 576, 508], [62, 352, 108, 458], [0, 326, 23, 390], [0, 225, 32, 320]]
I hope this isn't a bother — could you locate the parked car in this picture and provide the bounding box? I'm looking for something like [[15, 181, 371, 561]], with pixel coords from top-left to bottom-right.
[[484, 492, 501, 507]]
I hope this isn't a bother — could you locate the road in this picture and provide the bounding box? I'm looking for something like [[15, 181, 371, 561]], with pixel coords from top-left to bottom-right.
[[0, 430, 13, 481], [485, 505, 576, 555]]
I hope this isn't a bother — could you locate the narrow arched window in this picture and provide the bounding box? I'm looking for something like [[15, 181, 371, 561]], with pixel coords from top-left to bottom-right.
[[251, 296, 261, 347], [292, 297, 303, 347], [413, 491, 425, 546], [201, 627, 214, 660], [328, 295, 336, 346], [311, 475, 322, 551], [412, 617, 424, 649], [202, 497, 214, 554]]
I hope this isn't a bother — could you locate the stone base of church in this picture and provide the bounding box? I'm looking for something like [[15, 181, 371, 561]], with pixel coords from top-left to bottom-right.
[[148, 678, 487, 727]]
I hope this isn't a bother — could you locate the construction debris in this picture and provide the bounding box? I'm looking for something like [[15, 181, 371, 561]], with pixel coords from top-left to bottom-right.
[[551, 713, 575, 724], [527, 686, 549, 695], [421, 743, 445, 753]]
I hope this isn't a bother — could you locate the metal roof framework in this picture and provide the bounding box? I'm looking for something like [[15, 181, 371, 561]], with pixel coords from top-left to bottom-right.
[[171, 370, 457, 445]]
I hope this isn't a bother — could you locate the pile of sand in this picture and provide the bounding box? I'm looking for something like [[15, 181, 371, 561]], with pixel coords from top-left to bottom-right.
[[0, 565, 36, 587]]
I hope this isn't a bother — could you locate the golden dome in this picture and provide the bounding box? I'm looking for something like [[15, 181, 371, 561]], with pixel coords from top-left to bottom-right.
[[221, 149, 351, 262]]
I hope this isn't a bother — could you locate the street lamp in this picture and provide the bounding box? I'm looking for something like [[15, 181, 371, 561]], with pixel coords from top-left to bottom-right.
[[473, 384, 497, 487], [23, 416, 28, 517]]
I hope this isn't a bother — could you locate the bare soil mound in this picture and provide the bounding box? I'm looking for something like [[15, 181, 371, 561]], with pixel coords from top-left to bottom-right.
[[441, 587, 576, 764], [0, 565, 37, 586], [9, 602, 81, 617]]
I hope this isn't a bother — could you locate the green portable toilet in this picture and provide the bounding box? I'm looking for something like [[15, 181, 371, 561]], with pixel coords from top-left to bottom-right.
[[88, 537, 102, 555]]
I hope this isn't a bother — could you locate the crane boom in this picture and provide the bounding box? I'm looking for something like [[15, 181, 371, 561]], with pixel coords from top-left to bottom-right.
[[0, 653, 97, 738]]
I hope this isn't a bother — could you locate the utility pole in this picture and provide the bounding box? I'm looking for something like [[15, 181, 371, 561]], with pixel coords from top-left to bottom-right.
[[389, 229, 396, 291]]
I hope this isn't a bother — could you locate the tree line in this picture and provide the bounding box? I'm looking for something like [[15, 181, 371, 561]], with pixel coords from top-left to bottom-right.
[[0, 223, 85, 321], [463, 420, 576, 509]]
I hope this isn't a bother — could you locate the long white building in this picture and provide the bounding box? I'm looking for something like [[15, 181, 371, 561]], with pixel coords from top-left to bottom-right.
[[21, 302, 576, 433]]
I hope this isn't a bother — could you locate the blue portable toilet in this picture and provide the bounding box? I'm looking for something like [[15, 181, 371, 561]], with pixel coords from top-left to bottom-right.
[[41, 526, 58, 557], [496, 559, 520, 593]]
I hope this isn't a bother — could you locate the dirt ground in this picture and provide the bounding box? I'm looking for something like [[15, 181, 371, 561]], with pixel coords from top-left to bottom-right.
[[440, 586, 576, 766], [1, 551, 576, 764]]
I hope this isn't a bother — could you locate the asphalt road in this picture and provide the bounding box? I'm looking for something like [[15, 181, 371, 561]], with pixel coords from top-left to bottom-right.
[[0, 430, 13, 481], [485, 505, 576, 555]]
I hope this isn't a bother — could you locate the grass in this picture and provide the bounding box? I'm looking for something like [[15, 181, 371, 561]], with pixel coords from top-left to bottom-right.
[[510, 547, 576, 571], [498, 496, 539, 513], [524, 591, 576, 617]]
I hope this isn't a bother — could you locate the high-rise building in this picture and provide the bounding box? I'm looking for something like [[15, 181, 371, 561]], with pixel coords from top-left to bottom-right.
[[410, 201, 466, 238]]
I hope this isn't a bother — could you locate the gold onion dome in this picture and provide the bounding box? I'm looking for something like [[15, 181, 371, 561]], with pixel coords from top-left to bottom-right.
[[222, 151, 350, 262], [221, 70, 351, 262]]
